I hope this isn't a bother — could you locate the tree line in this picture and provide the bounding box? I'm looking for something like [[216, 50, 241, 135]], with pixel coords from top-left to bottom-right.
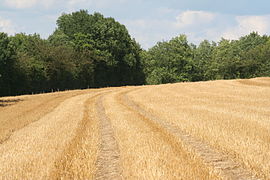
[[0, 10, 269, 96], [142, 33, 270, 84]]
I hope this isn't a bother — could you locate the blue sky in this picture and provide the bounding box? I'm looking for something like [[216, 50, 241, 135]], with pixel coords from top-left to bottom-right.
[[0, 0, 269, 49]]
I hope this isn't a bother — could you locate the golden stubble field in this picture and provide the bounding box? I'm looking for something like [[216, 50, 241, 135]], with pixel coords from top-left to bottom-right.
[[0, 77, 269, 179]]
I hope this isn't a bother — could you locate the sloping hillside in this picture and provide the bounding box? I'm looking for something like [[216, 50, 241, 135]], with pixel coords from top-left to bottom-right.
[[0, 77, 269, 179]]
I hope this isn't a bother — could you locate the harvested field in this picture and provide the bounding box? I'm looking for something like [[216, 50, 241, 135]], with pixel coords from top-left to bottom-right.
[[0, 77, 269, 179]]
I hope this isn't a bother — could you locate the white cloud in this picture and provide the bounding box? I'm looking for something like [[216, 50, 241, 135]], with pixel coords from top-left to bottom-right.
[[4, 0, 128, 9], [156, 7, 175, 15], [175, 10, 216, 28], [67, 0, 87, 6], [40, 0, 56, 8], [122, 19, 176, 49], [67, 0, 127, 9], [4, 0, 37, 9], [122, 11, 217, 48], [122, 12, 270, 49], [0, 17, 16, 34], [4, 0, 56, 9], [2, 1, 270, 49], [222, 15, 270, 39]]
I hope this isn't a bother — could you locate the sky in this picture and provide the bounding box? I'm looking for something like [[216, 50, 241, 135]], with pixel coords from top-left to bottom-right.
[[0, 0, 270, 49]]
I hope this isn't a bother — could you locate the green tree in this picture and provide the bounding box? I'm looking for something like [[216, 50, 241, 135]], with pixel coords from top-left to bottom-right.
[[9, 33, 48, 94], [56, 10, 145, 87], [45, 45, 78, 90], [144, 35, 195, 84], [211, 32, 269, 80], [0, 33, 16, 96], [193, 40, 216, 80]]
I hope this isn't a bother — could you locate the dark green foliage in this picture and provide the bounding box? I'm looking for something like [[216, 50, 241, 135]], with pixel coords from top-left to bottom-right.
[[209, 33, 269, 79], [193, 40, 216, 81], [0, 10, 145, 96], [143, 32, 270, 84], [9, 33, 49, 94], [0, 32, 16, 95], [0, 10, 269, 97], [56, 10, 145, 87], [143, 35, 195, 84]]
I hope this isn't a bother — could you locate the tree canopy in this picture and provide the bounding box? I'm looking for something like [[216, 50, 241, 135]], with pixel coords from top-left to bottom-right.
[[0, 10, 269, 97], [0, 10, 145, 96], [142, 32, 270, 84]]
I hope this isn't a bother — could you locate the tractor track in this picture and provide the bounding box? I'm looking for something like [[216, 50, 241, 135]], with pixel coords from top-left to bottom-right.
[[0, 91, 84, 145], [95, 94, 122, 180], [0, 93, 95, 179], [50, 91, 108, 179], [119, 89, 260, 180], [109, 88, 216, 179], [0, 78, 268, 179]]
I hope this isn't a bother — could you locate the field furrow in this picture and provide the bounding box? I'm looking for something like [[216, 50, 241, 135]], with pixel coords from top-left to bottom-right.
[[95, 95, 122, 180], [49, 91, 108, 179], [0, 90, 84, 144], [0, 77, 269, 179], [121, 90, 259, 180], [127, 78, 270, 179], [0, 93, 94, 179], [103, 89, 218, 179]]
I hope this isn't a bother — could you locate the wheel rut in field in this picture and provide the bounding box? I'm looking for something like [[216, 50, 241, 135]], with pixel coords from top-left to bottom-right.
[[95, 95, 122, 180], [0, 96, 62, 145], [0, 93, 94, 179], [0, 92, 83, 146], [50, 92, 105, 179], [119, 89, 260, 180]]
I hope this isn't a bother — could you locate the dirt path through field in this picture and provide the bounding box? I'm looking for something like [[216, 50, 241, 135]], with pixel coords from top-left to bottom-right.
[[95, 95, 122, 180]]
